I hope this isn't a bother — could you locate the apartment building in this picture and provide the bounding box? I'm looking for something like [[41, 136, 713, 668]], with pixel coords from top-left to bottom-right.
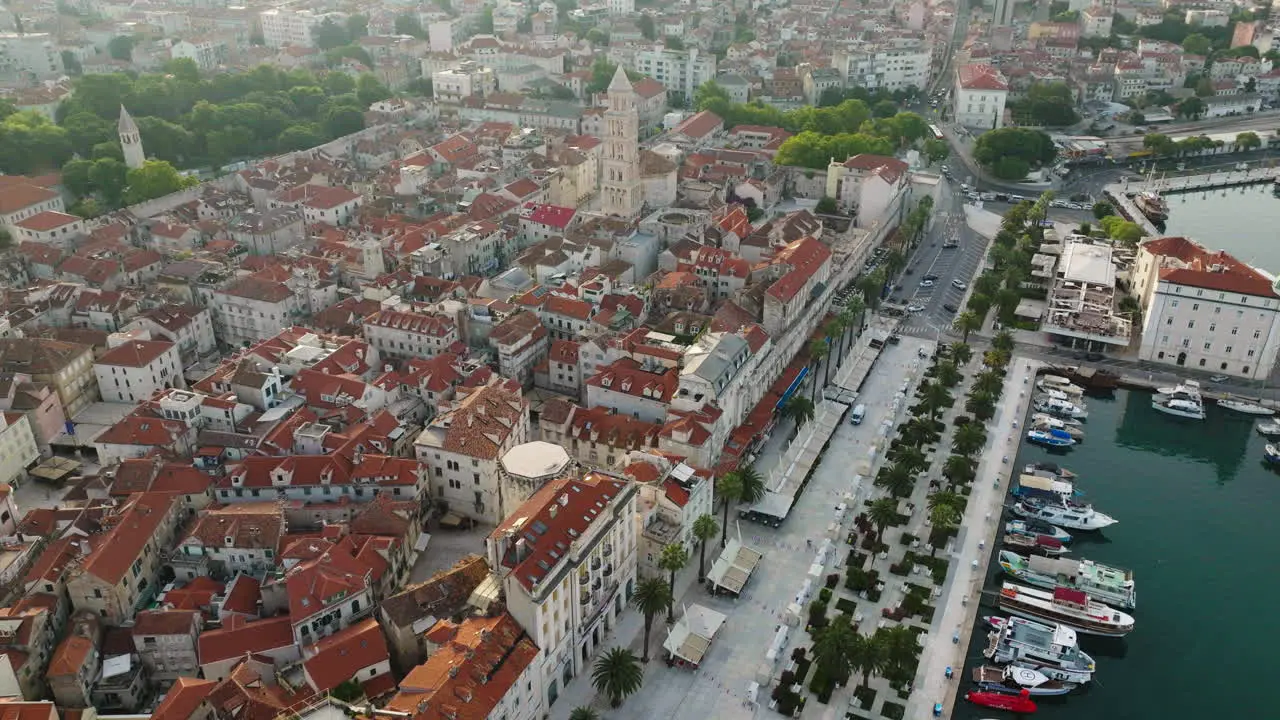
[[0, 412, 38, 486], [487, 473, 638, 708], [132, 609, 201, 685], [832, 45, 931, 92], [0, 338, 97, 417], [825, 154, 912, 229], [211, 277, 305, 347], [362, 308, 459, 361], [432, 61, 497, 102], [93, 339, 185, 404], [414, 382, 530, 524], [175, 502, 286, 576], [1134, 236, 1280, 380], [954, 63, 1009, 129], [169, 38, 229, 71], [123, 306, 217, 367], [490, 311, 550, 387], [0, 181, 65, 236], [0, 33, 63, 78], [259, 9, 347, 48], [627, 47, 717, 100]]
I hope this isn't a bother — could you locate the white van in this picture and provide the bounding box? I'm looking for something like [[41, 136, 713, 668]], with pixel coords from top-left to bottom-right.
[[850, 404, 867, 425]]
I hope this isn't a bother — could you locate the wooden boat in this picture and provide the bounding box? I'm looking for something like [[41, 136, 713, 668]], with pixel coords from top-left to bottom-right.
[[1051, 365, 1120, 391], [973, 665, 1077, 696]]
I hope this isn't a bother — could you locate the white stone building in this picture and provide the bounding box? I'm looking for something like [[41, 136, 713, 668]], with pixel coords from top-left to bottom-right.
[[627, 47, 717, 100], [825, 154, 911, 229], [124, 306, 217, 367], [93, 339, 185, 404], [1134, 236, 1280, 379], [362, 307, 459, 361], [0, 32, 63, 77], [954, 63, 1009, 129], [0, 412, 38, 487], [170, 38, 229, 71], [832, 45, 931, 92], [432, 62, 497, 102], [211, 277, 304, 348], [601, 67, 643, 220], [259, 9, 346, 48], [486, 473, 638, 708], [0, 181, 64, 235], [414, 382, 530, 524]]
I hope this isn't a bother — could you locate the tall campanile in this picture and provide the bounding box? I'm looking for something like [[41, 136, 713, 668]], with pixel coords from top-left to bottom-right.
[[600, 66, 642, 219]]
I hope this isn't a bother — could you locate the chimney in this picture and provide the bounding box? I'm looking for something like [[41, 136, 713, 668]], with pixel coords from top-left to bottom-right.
[[515, 538, 529, 562], [78, 540, 90, 556]]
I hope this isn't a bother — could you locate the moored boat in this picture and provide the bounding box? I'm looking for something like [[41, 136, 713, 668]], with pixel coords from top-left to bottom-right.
[[1218, 398, 1274, 416], [1031, 412, 1083, 428], [973, 665, 1077, 696], [999, 551, 1136, 610], [998, 583, 1135, 637], [1002, 532, 1071, 557], [1265, 444, 1280, 465], [985, 616, 1096, 684], [1013, 474, 1081, 503], [1033, 396, 1089, 420], [1133, 189, 1169, 222], [1051, 365, 1120, 391], [1025, 461, 1077, 478], [1030, 417, 1084, 441], [1257, 421, 1280, 437], [1014, 497, 1117, 531], [1006, 519, 1072, 543], [1152, 380, 1206, 420], [965, 689, 1038, 713], [1036, 375, 1084, 396], [1026, 428, 1076, 448]]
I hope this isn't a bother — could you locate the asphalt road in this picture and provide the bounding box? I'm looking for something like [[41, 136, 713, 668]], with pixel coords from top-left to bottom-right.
[[891, 178, 989, 336]]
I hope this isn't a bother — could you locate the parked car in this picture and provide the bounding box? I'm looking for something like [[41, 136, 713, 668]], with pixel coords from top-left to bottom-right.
[[942, 241, 959, 249], [942, 303, 958, 313], [952, 279, 968, 290], [1209, 374, 1229, 383], [923, 273, 940, 281], [907, 304, 926, 313], [919, 279, 936, 288]]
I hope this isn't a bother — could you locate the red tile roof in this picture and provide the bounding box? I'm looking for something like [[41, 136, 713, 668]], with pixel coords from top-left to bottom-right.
[[282, 540, 370, 619], [81, 492, 176, 584], [197, 615, 294, 665], [673, 111, 725, 140], [585, 357, 678, 403], [220, 276, 294, 303], [96, 339, 174, 368], [1144, 236, 1277, 297], [521, 202, 576, 229], [386, 613, 538, 720], [0, 182, 58, 214], [15, 211, 80, 232], [957, 63, 1009, 91], [544, 295, 593, 320], [492, 473, 629, 591], [151, 677, 217, 720], [301, 186, 361, 210], [302, 618, 390, 694], [134, 609, 199, 636], [842, 154, 909, 185], [47, 634, 94, 677], [766, 236, 832, 302]]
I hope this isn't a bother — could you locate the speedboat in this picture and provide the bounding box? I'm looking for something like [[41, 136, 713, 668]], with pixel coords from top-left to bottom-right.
[[1266, 445, 1280, 465], [1033, 396, 1088, 420], [1026, 429, 1076, 448], [1003, 532, 1070, 557], [998, 583, 1135, 637], [1218, 398, 1274, 416], [1029, 417, 1084, 441], [999, 551, 1136, 610], [1036, 375, 1084, 397], [1025, 461, 1077, 478], [964, 689, 1038, 713], [1031, 412, 1082, 428], [1006, 519, 1072, 543], [1014, 498, 1117, 531], [984, 616, 1096, 684], [973, 665, 1077, 696], [1152, 380, 1205, 420], [1257, 421, 1280, 437]]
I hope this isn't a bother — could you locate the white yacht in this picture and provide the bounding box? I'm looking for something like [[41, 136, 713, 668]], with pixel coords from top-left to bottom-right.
[[1151, 380, 1205, 420], [1033, 396, 1088, 420], [1013, 498, 1117, 531], [984, 616, 1096, 684], [1036, 379, 1084, 397], [1217, 398, 1274, 416], [998, 583, 1135, 638]]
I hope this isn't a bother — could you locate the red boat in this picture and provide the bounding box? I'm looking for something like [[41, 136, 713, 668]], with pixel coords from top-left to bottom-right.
[[965, 688, 1038, 713]]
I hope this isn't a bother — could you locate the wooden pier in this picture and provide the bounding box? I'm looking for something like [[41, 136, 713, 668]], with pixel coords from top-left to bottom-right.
[[1105, 166, 1280, 234]]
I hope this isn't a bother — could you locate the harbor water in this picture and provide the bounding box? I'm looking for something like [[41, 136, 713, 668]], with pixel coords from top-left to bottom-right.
[[953, 387, 1278, 719], [1161, 182, 1280, 273]]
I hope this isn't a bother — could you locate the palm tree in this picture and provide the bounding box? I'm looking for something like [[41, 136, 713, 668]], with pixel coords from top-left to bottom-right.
[[875, 462, 914, 499], [868, 497, 899, 546], [876, 625, 922, 682], [901, 417, 936, 448], [812, 614, 858, 685], [845, 295, 866, 341], [921, 382, 952, 419], [927, 503, 961, 556], [894, 446, 927, 475], [692, 514, 719, 583], [838, 305, 859, 356], [935, 360, 961, 389], [657, 542, 689, 620], [808, 338, 829, 401], [984, 348, 1011, 370], [953, 422, 988, 457], [992, 328, 1015, 353], [966, 391, 996, 421], [928, 488, 966, 514], [942, 454, 976, 485], [949, 342, 973, 366], [955, 310, 981, 342], [569, 708, 600, 720], [716, 467, 765, 547], [592, 647, 644, 707], [783, 395, 816, 429], [974, 370, 1004, 396], [825, 319, 844, 375], [849, 630, 886, 689], [633, 576, 671, 662]]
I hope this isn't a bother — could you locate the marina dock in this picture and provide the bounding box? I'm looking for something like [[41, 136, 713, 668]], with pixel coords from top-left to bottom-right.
[[1105, 167, 1280, 235]]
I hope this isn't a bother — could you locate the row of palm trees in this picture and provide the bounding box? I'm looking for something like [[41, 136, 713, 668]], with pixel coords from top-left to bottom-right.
[[811, 614, 923, 692]]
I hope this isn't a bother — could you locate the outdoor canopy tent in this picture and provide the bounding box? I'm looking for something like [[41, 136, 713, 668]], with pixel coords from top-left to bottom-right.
[[663, 603, 727, 667], [706, 536, 764, 596]]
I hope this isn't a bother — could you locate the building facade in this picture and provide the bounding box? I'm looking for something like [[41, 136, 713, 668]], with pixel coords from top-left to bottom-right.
[[954, 63, 1009, 129], [601, 67, 643, 220]]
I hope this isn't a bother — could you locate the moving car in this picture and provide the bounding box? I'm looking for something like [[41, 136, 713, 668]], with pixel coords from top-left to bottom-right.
[[952, 279, 968, 290], [1209, 374, 1229, 383], [923, 273, 940, 281], [942, 303, 958, 313], [942, 241, 960, 249], [907, 304, 926, 313], [919, 279, 936, 288]]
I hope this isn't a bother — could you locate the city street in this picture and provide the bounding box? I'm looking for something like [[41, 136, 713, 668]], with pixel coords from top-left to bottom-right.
[[893, 180, 988, 337], [552, 337, 932, 719]]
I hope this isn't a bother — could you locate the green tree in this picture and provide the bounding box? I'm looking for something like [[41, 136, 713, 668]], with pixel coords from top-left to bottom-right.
[[973, 127, 1057, 177], [123, 159, 195, 206], [346, 14, 369, 39], [921, 382, 952, 420], [61, 158, 94, 197], [356, 74, 391, 106], [867, 497, 899, 546], [952, 422, 988, 457], [692, 514, 719, 582], [1178, 96, 1207, 119], [715, 467, 764, 546], [277, 123, 326, 151], [394, 13, 426, 37], [992, 329, 1015, 353], [476, 8, 495, 34], [943, 454, 976, 485], [949, 342, 973, 365], [591, 647, 644, 707], [68, 198, 101, 218], [954, 310, 982, 342], [808, 338, 829, 401], [850, 631, 886, 689], [60, 51, 82, 76], [1236, 131, 1262, 151], [638, 14, 657, 40], [815, 196, 838, 214], [974, 370, 1004, 396], [812, 615, 859, 685], [664, 35, 685, 50], [1143, 133, 1177, 156], [312, 18, 350, 50], [107, 35, 135, 61], [1182, 32, 1211, 55], [568, 708, 600, 720], [162, 57, 200, 84], [1091, 201, 1114, 219], [633, 576, 671, 662], [323, 105, 365, 137], [924, 138, 950, 164], [875, 463, 915, 499], [783, 394, 816, 428], [657, 543, 689, 620], [935, 360, 961, 389], [1009, 82, 1080, 126], [89, 157, 127, 206], [965, 391, 997, 421]]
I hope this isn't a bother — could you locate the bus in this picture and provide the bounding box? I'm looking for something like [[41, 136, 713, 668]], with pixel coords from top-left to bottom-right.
[[928, 124, 944, 140]]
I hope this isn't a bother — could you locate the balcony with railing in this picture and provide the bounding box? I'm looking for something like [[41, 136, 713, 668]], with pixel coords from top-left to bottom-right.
[[603, 563, 614, 578], [578, 571, 589, 587], [579, 591, 590, 607], [590, 556, 602, 571], [603, 543, 613, 557], [583, 579, 620, 629]]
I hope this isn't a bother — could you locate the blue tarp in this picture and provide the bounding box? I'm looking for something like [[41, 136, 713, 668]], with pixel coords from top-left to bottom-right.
[[776, 366, 809, 409]]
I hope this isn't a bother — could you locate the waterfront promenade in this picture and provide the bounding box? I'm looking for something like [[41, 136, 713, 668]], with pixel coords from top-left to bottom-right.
[[906, 356, 1039, 718], [1105, 166, 1279, 234]]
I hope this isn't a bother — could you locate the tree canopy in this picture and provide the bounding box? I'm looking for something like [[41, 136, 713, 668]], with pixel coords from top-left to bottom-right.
[[1008, 82, 1079, 127], [973, 128, 1057, 180]]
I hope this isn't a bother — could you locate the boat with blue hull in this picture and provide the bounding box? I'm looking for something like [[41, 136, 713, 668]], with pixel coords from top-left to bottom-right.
[[1027, 428, 1076, 448]]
